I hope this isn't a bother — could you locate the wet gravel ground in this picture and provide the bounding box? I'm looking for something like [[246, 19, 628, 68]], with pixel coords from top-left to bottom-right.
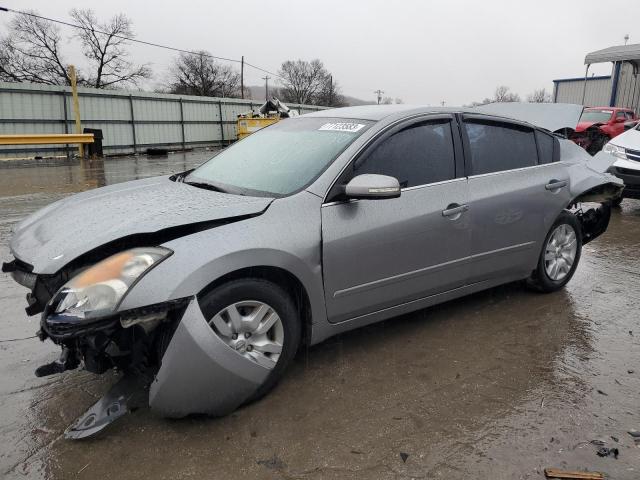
[[0, 151, 639, 479]]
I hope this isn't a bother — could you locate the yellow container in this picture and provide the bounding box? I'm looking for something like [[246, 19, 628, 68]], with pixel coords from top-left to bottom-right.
[[236, 116, 279, 140]]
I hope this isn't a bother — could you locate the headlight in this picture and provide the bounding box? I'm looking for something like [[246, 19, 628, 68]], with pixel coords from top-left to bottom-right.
[[51, 247, 172, 320], [603, 143, 627, 160]]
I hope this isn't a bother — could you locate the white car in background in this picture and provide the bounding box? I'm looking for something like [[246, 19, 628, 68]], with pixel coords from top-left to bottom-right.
[[603, 122, 640, 205]]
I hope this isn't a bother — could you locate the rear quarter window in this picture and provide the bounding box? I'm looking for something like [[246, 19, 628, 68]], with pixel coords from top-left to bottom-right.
[[535, 130, 555, 164]]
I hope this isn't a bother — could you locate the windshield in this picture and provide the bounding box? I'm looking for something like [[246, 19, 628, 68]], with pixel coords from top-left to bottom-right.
[[580, 110, 613, 123], [186, 117, 372, 196]]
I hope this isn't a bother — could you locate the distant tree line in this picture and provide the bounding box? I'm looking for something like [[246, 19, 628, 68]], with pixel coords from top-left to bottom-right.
[[468, 85, 552, 106], [0, 10, 348, 106]]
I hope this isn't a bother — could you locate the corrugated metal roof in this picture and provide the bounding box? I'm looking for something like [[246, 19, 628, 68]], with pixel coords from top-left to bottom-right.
[[585, 44, 640, 65]]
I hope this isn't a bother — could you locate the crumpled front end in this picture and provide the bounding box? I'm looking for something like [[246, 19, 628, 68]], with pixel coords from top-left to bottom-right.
[[569, 122, 609, 155], [60, 297, 271, 438], [149, 299, 270, 418], [2, 245, 271, 438]]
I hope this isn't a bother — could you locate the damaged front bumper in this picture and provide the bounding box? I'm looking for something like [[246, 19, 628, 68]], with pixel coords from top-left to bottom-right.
[[0, 265, 273, 437], [62, 297, 271, 438]]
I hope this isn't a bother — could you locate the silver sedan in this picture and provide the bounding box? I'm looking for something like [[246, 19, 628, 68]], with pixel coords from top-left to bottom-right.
[[2, 104, 623, 438]]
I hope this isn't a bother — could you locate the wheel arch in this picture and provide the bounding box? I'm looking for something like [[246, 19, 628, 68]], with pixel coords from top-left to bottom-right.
[[197, 265, 314, 345], [567, 182, 621, 245]]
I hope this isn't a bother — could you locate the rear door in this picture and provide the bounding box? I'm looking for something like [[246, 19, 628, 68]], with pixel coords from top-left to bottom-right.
[[321, 115, 470, 323], [461, 116, 571, 283]]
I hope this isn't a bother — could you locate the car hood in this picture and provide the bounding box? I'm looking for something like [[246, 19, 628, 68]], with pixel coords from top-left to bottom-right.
[[575, 121, 600, 133], [609, 125, 640, 151], [473, 102, 584, 132], [10, 176, 274, 274]]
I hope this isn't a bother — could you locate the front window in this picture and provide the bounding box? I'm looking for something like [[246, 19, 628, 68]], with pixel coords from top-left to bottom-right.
[[186, 117, 372, 196], [580, 109, 613, 123], [354, 120, 456, 188]]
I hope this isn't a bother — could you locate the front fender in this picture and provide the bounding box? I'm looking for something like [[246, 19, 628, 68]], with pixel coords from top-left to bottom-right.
[[118, 192, 327, 328]]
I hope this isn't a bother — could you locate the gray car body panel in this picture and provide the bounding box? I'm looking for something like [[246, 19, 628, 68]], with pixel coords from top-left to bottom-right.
[[321, 178, 471, 323], [6, 105, 624, 422], [9, 175, 273, 274], [119, 190, 327, 330]]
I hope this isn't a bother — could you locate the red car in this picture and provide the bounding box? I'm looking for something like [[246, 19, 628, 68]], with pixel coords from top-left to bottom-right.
[[571, 107, 637, 155]]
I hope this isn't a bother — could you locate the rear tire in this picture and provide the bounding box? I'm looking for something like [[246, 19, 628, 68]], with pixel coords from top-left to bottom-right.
[[199, 278, 301, 404], [527, 211, 582, 293]]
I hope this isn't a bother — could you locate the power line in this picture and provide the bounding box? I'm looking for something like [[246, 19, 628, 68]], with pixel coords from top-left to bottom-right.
[[0, 6, 283, 80]]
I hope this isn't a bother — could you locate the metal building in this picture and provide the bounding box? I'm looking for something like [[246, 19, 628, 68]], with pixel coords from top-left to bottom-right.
[[553, 44, 640, 111]]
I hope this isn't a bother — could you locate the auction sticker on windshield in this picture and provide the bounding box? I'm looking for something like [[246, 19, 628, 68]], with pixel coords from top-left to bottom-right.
[[318, 122, 366, 133]]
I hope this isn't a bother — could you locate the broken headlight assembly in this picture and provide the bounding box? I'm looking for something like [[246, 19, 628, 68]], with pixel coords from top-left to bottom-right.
[[47, 247, 172, 322], [603, 143, 627, 160]]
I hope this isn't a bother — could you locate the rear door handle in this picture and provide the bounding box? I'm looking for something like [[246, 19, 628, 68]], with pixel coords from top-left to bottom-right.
[[545, 180, 567, 191], [442, 203, 469, 218]]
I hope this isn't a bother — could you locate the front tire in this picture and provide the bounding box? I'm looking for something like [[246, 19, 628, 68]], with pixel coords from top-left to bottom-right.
[[199, 278, 301, 403], [527, 211, 582, 292]]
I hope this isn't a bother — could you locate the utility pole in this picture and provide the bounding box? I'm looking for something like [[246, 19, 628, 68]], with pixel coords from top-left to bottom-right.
[[441, 100, 446, 107], [68, 65, 83, 158], [328, 75, 333, 106], [374, 89, 384, 105], [240, 56, 244, 99], [262, 75, 270, 101], [624, 34, 630, 45]]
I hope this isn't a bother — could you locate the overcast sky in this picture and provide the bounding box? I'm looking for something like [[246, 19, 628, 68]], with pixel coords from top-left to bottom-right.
[[2, 0, 638, 105]]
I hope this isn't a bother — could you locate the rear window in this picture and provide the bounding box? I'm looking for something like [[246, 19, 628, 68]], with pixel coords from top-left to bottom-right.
[[465, 121, 538, 175]]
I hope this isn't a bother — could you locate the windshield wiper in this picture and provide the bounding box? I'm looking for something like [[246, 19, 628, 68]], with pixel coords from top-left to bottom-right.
[[183, 181, 228, 193]]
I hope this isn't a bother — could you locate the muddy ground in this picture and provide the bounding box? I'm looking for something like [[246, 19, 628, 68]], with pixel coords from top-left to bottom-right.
[[0, 151, 638, 479]]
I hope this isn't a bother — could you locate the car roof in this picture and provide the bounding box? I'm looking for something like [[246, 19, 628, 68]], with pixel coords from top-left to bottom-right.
[[302, 104, 474, 121], [301, 104, 571, 131]]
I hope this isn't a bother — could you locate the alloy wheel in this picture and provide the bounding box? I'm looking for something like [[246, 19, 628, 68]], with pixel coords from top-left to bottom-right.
[[208, 300, 284, 369], [544, 224, 578, 281]]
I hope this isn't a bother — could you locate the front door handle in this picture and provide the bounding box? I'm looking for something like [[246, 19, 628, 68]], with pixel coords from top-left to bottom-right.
[[442, 203, 469, 218], [545, 180, 567, 191]]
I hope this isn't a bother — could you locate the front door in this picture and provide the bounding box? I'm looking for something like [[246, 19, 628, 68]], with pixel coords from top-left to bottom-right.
[[321, 117, 471, 323]]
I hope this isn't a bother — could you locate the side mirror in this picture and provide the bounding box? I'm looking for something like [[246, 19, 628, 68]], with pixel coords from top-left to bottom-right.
[[615, 117, 626, 123], [344, 174, 401, 200]]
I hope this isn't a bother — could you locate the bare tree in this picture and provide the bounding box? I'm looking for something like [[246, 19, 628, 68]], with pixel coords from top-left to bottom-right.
[[278, 59, 328, 105], [527, 88, 552, 103], [381, 97, 394, 105], [394, 98, 404, 104], [0, 11, 72, 85], [168, 51, 240, 97], [467, 97, 493, 107], [70, 9, 151, 89], [493, 85, 521, 102]]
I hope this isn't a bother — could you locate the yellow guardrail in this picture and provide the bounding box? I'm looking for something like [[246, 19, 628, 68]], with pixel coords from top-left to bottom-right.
[[0, 134, 94, 145]]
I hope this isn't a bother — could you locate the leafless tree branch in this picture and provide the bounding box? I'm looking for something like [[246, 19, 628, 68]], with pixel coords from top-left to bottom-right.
[[527, 88, 552, 103], [0, 11, 71, 85], [70, 8, 151, 89], [167, 51, 241, 97]]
